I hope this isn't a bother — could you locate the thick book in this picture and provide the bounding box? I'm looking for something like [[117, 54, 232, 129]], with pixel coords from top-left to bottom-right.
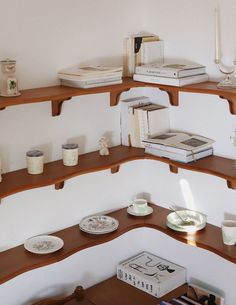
[[145, 146, 213, 163], [143, 132, 214, 155], [133, 73, 209, 87], [58, 65, 123, 79], [117, 251, 186, 298], [120, 96, 151, 146], [135, 63, 206, 78], [61, 78, 122, 89]]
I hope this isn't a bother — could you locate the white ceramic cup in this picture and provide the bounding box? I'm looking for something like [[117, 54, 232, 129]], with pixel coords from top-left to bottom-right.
[[26, 150, 44, 175], [131, 199, 148, 214], [62, 144, 79, 166], [221, 220, 236, 245]]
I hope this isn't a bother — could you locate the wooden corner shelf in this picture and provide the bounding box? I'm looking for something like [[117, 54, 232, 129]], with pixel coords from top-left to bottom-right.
[[0, 146, 236, 200], [0, 204, 235, 286], [85, 276, 188, 305], [1, 78, 236, 116]]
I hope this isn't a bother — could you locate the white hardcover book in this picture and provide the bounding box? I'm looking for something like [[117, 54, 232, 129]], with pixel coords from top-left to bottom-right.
[[136, 104, 170, 147], [61, 79, 122, 89], [58, 65, 123, 78], [58, 71, 123, 81], [120, 96, 151, 146], [140, 41, 164, 65], [135, 63, 206, 78], [145, 147, 213, 163], [117, 251, 186, 298], [133, 73, 209, 87]]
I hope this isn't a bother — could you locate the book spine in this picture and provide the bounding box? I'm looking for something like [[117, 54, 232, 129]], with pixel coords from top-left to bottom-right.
[[135, 67, 206, 78], [143, 142, 191, 156], [117, 266, 158, 297]]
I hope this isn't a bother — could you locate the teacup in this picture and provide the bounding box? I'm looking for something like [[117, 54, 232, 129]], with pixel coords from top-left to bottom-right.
[[221, 220, 236, 245], [131, 199, 148, 214]]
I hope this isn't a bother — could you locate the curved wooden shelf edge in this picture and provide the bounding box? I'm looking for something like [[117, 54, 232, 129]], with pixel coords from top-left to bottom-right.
[[159, 86, 179, 106], [144, 153, 236, 189], [0, 205, 235, 286]]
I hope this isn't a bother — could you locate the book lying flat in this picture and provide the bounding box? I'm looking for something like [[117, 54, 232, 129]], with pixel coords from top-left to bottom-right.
[[145, 146, 213, 163], [135, 62, 206, 78], [133, 73, 209, 87], [143, 132, 214, 154], [61, 78, 122, 89], [58, 65, 123, 79]]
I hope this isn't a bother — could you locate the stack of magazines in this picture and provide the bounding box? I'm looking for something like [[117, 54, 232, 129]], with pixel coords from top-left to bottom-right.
[[143, 132, 214, 163], [58, 65, 123, 89], [133, 62, 209, 86]]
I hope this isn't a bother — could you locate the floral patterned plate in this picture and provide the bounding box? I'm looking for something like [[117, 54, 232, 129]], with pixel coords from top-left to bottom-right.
[[24, 235, 64, 254], [79, 215, 119, 234]]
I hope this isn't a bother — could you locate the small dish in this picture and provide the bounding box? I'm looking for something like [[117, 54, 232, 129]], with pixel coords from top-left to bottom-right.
[[127, 205, 153, 217], [79, 215, 119, 234], [166, 209, 207, 233], [24, 235, 64, 254]]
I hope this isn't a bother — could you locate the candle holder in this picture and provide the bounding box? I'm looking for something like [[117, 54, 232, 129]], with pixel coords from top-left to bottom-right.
[[0, 59, 21, 97], [215, 60, 236, 89]]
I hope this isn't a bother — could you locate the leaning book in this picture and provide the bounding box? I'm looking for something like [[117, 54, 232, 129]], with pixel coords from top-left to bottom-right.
[[117, 251, 186, 298]]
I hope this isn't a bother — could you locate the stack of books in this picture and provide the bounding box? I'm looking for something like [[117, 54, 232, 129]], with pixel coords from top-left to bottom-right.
[[143, 132, 214, 163], [58, 65, 123, 89], [133, 62, 209, 86], [160, 283, 224, 305], [120, 96, 170, 147], [124, 31, 164, 76]]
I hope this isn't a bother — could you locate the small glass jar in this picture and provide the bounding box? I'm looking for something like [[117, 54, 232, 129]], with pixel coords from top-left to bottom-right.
[[62, 144, 79, 166], [26, 150, 44, 174], [0, 59, 20, 97]]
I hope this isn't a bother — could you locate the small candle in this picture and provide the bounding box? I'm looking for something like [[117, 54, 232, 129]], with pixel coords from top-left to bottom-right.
[[215, 5, 220, 62]]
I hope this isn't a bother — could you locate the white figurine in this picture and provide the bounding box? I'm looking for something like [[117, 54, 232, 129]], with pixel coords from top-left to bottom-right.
[[99, 137, 109, 156]]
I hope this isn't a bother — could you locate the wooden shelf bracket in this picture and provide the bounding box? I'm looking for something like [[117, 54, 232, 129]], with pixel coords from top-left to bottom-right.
[[51, 97, 72, 117], [55, 181, 65, 190], [111, 165, 120, 174], [110, 89, 130, 106], [159, 87, 179, 106], [219, 95, 236, 115], [169, 164, 178, 174]]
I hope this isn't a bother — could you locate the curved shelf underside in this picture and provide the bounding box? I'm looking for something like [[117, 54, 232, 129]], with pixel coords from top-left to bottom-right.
[[0, 204, 235, 286], [0, 146, 236, 200]]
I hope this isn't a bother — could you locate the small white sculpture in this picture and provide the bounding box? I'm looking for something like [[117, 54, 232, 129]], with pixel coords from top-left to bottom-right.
[[99, 137, 109, 156]]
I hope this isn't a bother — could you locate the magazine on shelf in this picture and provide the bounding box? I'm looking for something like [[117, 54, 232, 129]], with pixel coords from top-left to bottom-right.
[[133, 73, 209, 87], [135, 62, 206, 78], [145, 146, 213, 163], [117, 251, 186, 298], [143, 132, 214, 154]]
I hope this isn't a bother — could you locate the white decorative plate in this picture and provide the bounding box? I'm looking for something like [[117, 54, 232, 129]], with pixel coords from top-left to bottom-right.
[[166, 210, 207, 233], [79, 215, 119, 234], [24, 235, 64, 254], [127, 205, 153, 217]]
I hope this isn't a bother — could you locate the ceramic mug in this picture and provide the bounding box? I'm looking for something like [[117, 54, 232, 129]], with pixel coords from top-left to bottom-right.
[[221, 220, 236, 245], [131, 199, 148, 214], [62, 143, 79, 166]]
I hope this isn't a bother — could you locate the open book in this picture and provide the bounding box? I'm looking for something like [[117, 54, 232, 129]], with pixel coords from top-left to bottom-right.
[[143, 132, 215, 155]]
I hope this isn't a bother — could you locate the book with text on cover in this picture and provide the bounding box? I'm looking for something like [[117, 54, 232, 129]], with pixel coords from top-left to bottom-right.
[[133, 73, 209, 87], [117, 251, 186, 298], [135, 62, 206, 78]]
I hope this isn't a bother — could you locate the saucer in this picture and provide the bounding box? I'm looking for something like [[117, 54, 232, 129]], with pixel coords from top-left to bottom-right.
[[127, 205, 153, 217]]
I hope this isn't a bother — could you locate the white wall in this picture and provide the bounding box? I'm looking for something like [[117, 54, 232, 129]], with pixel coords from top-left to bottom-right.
[[0, 0, 236, 304]]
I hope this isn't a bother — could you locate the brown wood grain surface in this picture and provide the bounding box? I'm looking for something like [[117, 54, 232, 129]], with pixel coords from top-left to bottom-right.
[[0, 146, 236, 200], [0, 204, 235, 286]]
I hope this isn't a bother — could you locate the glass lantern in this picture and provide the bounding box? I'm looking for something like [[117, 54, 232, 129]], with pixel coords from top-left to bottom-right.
[[0, 59, 20, 97]]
